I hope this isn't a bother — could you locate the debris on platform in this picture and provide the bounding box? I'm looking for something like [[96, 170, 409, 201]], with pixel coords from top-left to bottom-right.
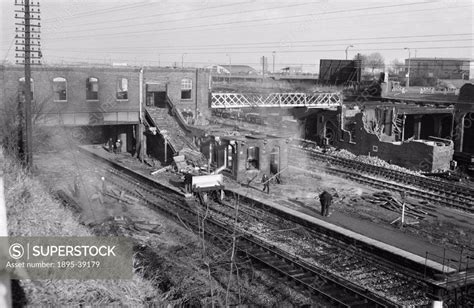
[[362, 191, 429, 220], [151, 166, 171, 175], [179, 148, 207, 166]]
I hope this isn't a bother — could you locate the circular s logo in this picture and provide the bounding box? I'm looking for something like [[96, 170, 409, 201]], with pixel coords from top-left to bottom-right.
[[9, 243, 24, 259]]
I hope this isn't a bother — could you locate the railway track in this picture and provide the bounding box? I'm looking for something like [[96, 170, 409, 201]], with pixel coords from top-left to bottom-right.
[[291, 145, 474, 213], [204, 196, 430, 306], [79, 151, 400, 307]]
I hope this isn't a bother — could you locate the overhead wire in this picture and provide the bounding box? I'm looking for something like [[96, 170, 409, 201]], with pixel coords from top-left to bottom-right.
[[41, 1, 160, 23], [44, 38, 473, 53], [43, 45, 473, 56], [3, 1, 471, 63], [48, 1, 312, 30], [40, 45, 473, 67], [45, 1, 436, 39]]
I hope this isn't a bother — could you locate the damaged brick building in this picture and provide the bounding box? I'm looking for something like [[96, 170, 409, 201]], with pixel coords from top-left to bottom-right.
[[304, 102, 454, 171]]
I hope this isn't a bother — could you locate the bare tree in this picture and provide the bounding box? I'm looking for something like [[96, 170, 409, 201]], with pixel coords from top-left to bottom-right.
[[355, 53, 385, 76], [389, 59, 404, 75]]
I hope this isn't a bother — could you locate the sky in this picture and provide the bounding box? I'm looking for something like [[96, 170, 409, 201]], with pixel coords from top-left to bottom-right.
[[1, 0, 473, 73]]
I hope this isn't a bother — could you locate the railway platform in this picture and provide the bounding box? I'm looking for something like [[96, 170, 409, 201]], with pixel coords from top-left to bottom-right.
[[224, 180, 463, 275], [79, 145, 469, 279]]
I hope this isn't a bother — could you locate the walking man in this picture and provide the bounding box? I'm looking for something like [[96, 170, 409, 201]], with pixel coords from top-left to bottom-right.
[[319, 190, 333, 217], [262, 173, 270, 194]]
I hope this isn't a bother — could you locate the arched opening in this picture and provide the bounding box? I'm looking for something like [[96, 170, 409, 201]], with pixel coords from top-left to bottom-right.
[[270, 146, 281, 183], [181, 78, 192, 100], [324, 120, 337, 145], [226, 143, 236, 174], [116, 78, 128, 100], [246, 146, 259, 170], [86, 77, 99, 100], [53, 77, 67, 102], [463, 113, 474, 154]]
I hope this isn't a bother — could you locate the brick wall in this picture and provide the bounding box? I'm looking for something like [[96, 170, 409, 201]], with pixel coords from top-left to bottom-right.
[[144, 68, 210, 117], [0, 65, 140, 126], [336, 113, 453, 171], [0, 65, 212, 126]]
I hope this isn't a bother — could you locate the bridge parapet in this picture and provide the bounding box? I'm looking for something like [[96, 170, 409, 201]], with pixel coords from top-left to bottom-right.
[[211, 92, 342, 109]]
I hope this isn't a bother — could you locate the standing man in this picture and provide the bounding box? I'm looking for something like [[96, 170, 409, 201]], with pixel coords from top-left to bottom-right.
[[107, 138, 114, 152], [262, 173, 270, 194], [184, 172, 193, 194], [116, 139, 122, 153], [319, 190, 333, 217]]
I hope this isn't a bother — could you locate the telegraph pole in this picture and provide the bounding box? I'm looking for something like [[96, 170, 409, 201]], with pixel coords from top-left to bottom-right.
[[14, 0, 42, 169]]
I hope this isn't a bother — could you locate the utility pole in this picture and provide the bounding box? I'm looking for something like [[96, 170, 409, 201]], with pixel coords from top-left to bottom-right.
[[272, 51, 275, 74], [404, 47, 411, 89], [182, 53, 186, 69], [226, 53, 231, 83], [14, 0, 42, 169]]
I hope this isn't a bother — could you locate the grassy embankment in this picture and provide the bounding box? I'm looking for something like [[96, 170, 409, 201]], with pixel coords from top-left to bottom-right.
[[3, 154, 159, 306]]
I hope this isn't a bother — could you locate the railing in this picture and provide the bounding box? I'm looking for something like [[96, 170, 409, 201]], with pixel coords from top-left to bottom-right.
[[144, 97, 202, 154], [143, 108, 178, 154], [211, 92, 342, 109]]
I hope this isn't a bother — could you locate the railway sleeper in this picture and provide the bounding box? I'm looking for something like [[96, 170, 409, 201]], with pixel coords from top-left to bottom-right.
[[270, 260, 291, 269], [280, 265, 299, 274], [252, 254, 278, 265], [315, 286, 359, 306], [345, 298, 371, 308], [308, 294, 348, 308], [290, 271, 313, 280]]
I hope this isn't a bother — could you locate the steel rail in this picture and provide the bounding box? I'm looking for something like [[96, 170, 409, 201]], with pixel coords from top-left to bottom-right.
[[292, 143, 474, 198], [291, 147, 474, 213], [79, 151, 397, 307]]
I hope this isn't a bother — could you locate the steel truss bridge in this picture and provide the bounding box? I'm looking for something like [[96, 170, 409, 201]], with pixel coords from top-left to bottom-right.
[[211, 92, 342, 109]]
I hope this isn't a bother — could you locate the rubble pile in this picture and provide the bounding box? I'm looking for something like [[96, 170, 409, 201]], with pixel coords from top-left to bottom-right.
[[329, 149, 423, 176]]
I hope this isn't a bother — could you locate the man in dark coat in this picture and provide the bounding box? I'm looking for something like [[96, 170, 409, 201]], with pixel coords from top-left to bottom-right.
[[184, 172, 193, 194], [107, 138, 114, 152], [261, 173, 270, 194], [319, 190, 333, 217]]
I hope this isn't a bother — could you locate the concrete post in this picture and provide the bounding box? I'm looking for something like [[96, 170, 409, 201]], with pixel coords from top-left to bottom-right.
[[401, 114, 406, 141], [164, 138, 168, 164], [0, 149, 12, 308], [119, 133, 127, 153], [138, 68, 144, 162], [414, 115, 423, 140], [455, 113, 466, 152]]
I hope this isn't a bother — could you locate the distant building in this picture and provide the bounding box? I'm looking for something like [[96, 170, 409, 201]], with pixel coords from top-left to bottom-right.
[[404, 58, 473, 81], [280, 66, 303, 75], [205, 64, 258, 75]]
